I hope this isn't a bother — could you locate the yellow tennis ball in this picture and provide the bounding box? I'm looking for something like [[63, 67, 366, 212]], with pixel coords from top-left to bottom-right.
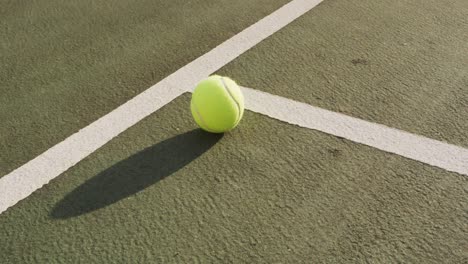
[[191, 75, 245, 133]]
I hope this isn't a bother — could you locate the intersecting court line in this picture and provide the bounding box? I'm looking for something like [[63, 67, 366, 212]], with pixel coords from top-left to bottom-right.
[[3, 89, 468, 218], [2, 0, 467, 216], [0, 0, 325, 215]]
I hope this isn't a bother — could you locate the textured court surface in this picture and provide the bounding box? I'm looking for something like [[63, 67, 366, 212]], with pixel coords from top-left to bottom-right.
[[0, 0, 291, 176], [219, 0, 468, 147], [1, 95, 467, 262], [1, 0, 467, 262]]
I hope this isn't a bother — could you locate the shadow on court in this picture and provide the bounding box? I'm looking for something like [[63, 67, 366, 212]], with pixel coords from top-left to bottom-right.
[[51, 129, 222, 219]]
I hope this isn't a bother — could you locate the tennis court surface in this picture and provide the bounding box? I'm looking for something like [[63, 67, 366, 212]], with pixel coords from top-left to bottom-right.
[[1, 0, 467, 262]]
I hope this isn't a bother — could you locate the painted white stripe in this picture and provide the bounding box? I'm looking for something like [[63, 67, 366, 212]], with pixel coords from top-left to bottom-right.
[[242, 87, 468, 177], [0, 0, 325, 214], [0, 86, 184, 213]]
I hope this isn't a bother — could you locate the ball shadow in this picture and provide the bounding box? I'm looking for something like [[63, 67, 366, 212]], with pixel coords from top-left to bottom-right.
[[50, 129, 222, 219]]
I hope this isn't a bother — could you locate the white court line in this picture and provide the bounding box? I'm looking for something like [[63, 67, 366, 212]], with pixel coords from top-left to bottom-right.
[[243, 87, 468, 177], [0, 0, 325, 214]]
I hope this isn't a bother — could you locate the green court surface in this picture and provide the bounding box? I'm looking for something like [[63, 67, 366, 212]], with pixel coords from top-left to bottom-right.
[[2, 0, 468, 262], [1, 95, 466, 263], [218, 0, 468, 147], [0, 0, 291, 177]]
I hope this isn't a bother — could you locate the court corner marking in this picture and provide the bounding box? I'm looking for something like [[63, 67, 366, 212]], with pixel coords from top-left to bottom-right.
[[0, 0, 325, 215]]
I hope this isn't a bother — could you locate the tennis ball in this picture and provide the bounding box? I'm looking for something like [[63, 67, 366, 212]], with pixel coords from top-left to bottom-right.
[[191, 75, 244, 133]]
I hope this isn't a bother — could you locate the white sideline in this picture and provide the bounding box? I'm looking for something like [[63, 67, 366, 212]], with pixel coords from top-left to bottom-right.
[[0, 0, 325, 214], [243, 87, 468, 177]]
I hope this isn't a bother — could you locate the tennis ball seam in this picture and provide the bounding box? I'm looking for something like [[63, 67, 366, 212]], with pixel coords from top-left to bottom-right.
[[191, 100, 215, 132], [219, 77, 241, 123]]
